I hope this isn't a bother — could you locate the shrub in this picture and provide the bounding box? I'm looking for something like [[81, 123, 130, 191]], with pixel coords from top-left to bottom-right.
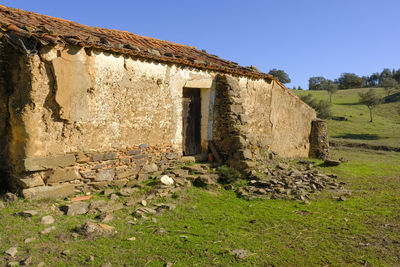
[[300, 94, 332, 119], [217, 165, 242, 184]]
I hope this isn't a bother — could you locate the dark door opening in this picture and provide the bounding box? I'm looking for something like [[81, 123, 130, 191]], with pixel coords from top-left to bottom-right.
[[182, 88, 201, 155]]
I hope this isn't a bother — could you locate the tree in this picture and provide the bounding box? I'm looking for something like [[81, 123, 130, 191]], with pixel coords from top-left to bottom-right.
[[392, 69, 400, 83], [324, 80, 339, 103], [308, 76, 327, 90], [268, 69, 291, 84], [300, 94, 332, 119], [367, 72, 380, 87], [337, 73, 365, 89], [379, 68, 392, 84], [359, 89, 382, 122], [297, 86, 303, 90], [380, 77, 399, 96]]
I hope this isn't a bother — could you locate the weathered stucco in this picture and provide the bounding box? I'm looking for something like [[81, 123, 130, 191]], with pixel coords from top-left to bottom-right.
[[19, 46, 218, 158], [238, 77, 316, 157], [2, 42, 320, 194]]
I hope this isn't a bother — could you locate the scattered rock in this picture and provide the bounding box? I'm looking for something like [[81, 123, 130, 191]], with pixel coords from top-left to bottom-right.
[[86, 255, 95, 262], [20, 255, 32, 266], [134, 207, 157, 217], [40, 226, 56, 234], [127, 237, 136, 241], [7, 261, 19, 267], [41, 215, 55, 225], [141, 200, 147, 206], [80, 221, 115, 237], [0, 201, 4, 210], [37, 262, 45, 267], [231, 249, 248, 259], [154, 203, 176, 211], [276, 163, 288, 170], [160, 175, 174, 186], [90, 200, 107, 211], [183, 165, 207, 174], [104, 188, 114, 195], [18, 210, 38, 217], [71, 233, 79, 238], [110, 194, 120, 201], [24, 237, 36, 244], [61, 250, 70, 256], [5, 247, 18, 257], [193, 175, 215, 187], [224, 184, 234, 190], [338, 196, 346, 201], [119, 187, 137, 196], [154, 228, 167, 235], [98, 212, 114, 223], [4, 193, 18, 202], [101, 262, 112, 267], [62, 202, 89, 216]]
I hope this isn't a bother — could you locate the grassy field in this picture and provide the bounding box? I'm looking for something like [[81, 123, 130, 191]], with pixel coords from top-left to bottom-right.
[[1, 147, 400, 266], [294, 88, 400, 148], [1, 87, 399, 266]]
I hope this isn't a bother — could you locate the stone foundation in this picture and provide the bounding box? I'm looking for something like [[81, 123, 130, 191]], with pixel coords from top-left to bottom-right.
[[17, 145, 180, 199]]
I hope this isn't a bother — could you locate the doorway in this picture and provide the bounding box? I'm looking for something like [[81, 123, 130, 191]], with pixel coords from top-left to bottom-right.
[[182, 88, 201, 155]]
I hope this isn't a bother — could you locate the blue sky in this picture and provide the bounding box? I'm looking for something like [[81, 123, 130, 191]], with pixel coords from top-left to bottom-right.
[[3, 0, 399, 89]]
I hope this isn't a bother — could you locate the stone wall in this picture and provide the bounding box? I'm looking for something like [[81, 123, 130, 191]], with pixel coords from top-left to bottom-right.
[[20, 145, 179, 199], [2, 41, 320, 196], [238, 76, 317, 158], [309, 119, 329, 159]]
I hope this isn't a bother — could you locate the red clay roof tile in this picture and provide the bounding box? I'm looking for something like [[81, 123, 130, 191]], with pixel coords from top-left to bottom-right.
[[0, 5, 277, 81]]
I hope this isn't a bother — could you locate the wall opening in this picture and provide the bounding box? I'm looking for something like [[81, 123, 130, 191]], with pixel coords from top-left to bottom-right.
[[182, 87, 201, 155]]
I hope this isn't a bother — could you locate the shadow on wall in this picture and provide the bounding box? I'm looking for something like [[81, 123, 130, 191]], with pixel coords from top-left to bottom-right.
[[0, 170, 10, 193], [333, 133, 384, 140]]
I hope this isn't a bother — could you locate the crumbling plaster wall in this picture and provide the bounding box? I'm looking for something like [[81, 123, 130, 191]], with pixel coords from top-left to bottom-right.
[[5, 42, 319, 196], [238, 77, 316, 158], [19, 45, 217, 159]]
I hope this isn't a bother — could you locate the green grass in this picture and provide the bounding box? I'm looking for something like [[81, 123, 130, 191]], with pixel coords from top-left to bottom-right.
[[294, 88, 400, 148], [1, 147, 400, 266]]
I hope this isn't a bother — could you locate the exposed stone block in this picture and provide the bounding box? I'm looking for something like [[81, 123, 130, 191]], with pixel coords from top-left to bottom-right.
[[126, 150, 141, 156], [76, 153, 90, 163], [18, 173, 45, 188], [111, 179, 128, 187], [22, 184, 75, 200], [95, 169, 115, 181], [309, 119, 329, 159], [92, 152, 118, 162], [88, 182, 109, 190], [46, 167, 81, 184], [24, 154, 76, 171], [116, 168, 137, 179], [141, 163, 158, 174]]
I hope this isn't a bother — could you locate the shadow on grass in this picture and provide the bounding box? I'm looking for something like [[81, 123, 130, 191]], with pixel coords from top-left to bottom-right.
[[335, 102, 360, 106], [333, 133, 385, 140], [384, 92, 400, 103]]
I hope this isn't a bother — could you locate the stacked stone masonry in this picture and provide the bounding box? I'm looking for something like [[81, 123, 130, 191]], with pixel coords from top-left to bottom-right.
[[20, 145, 179, 199]]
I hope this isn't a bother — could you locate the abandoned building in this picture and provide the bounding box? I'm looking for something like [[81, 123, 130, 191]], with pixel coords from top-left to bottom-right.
[[0, 5, 327, 199]]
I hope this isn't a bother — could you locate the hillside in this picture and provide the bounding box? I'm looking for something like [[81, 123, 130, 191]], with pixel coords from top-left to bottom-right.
[[294, 88, 400, 148]]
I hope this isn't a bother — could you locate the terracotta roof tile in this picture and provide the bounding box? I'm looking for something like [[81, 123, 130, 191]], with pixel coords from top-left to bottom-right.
[[0, 5, 278, 81]]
